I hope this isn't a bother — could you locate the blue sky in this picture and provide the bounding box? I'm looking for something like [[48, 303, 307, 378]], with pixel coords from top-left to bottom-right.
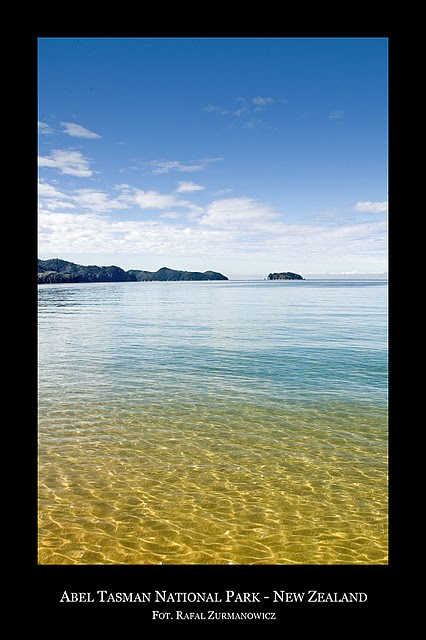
[[38, 37, 388, 278]]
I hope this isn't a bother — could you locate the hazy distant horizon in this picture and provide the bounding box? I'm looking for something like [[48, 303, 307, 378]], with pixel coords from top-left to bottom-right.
[[38, 255, 387, 282]]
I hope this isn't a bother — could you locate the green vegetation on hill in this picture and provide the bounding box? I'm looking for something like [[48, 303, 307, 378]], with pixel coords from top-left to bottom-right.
[[128, 267, 228, 281], [37, 259, 229, 284], [267, 271, 304, 280]]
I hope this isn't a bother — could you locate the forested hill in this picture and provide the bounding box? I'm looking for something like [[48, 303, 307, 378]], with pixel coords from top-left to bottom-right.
[[37, 259, 229, 283], [128, 267, 228, 282], [267, 272, 304, 280]]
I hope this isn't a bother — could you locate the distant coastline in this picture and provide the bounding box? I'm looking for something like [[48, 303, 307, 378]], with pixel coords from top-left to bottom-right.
[[38, 259, 229, 284], [38, 259, 311, 285], [37, 259, 388, 284]]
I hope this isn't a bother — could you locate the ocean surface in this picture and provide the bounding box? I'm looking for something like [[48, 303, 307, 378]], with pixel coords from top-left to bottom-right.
[[38, 279, 388, 564]]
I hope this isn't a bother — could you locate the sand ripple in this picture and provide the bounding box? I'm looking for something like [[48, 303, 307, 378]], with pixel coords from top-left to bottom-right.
[[38, 399, 387, 564]]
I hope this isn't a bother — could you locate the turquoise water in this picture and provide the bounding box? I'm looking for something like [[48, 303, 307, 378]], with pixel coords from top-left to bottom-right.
[[38, 280, 388, 564]]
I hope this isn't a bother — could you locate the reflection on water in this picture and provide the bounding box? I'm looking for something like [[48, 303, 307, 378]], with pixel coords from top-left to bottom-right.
[[38, 280, 388, 564]]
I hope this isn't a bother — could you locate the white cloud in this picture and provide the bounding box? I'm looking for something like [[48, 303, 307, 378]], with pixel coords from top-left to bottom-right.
[[39, 181, 124, 212], [60, 122, 102, 139], [354, 201, 388, 213], [38, 181, 68, 199], [148, 158, 222, 174], [38, 207, 387, 272], [37, 179, 387, 273], [132, 189, 194, 210], [253, 97, 274, 106], [38, 181, 204, 214], [72, 189, 129, 211], [38, 181, 76, 210], [38, 149, 94, 177], [176, 181, 204, 193], [38, 121, 55, 135], [38, 210, 226, 257], [159, 212, 182, 219], [200, 197, 280, 229]]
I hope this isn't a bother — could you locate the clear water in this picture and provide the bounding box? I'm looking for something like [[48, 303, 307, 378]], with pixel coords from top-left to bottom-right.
[[38, 280, 388, 564]]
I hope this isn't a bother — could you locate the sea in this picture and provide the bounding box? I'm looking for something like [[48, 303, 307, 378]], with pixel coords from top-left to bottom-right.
[[38, 279, 388, 565]]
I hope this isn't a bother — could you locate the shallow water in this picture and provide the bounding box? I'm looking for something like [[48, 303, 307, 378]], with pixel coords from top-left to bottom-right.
[[38, 280, 388, 564]]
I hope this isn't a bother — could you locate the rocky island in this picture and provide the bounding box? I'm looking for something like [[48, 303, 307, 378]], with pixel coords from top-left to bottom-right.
[[38, 259, 228, 284], [267, 271, 304, 280]]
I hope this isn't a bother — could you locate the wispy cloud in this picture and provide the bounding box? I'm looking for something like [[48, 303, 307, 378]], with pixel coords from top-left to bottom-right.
[[204, 104, 230, 116], [72, 189, 129, 211], [38, 121, 55, 135], [38, 181, 76, 210], [354, 201, 387, 213], [204, 95, 283, 128], [60, 122, 102, 139], [200, 197, 280, 230], [38, 181, 203, 214], [38, 149, 94, 177], [204, 101, 250, 118], [212, 188, 233, 196], [253, 97, 274, 106], [176, 181, 204, 193], [253, 96, 274, 111], [328, 110, 344, 120], [38, 120, 102, 138], [39, 181, 123, 212], [147, 158, 222, 174], [132, 189, 201, 211]]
